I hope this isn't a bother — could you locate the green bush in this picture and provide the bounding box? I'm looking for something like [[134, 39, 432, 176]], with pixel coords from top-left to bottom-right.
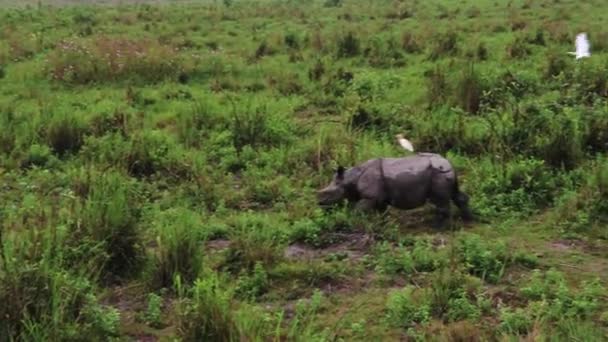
[[520, 269, 604, 320]]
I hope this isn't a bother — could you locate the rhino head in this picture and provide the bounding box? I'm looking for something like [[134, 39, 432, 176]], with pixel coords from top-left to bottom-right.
[[317, 166, 348, 207]]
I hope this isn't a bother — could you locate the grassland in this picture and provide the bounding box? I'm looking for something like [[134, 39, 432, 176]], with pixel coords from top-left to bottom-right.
[[1, 0, 608, 340]]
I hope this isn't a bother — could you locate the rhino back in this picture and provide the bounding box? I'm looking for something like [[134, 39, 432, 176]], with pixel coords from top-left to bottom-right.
[[382, 157, 434, 209]]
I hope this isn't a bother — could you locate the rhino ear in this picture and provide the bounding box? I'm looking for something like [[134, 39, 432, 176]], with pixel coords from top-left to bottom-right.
[[336, 166, 345, 179]]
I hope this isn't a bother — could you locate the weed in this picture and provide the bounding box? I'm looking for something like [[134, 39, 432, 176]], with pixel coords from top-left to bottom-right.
[[235, 262, 269, 301], [499, 307, 534, 335], [455, 64, 485, 114], [401, 31, 422, 53], [144, 293, 163, 328]]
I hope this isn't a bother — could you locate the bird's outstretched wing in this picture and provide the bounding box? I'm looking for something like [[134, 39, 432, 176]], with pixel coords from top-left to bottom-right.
[[395, 134, 414, 152]]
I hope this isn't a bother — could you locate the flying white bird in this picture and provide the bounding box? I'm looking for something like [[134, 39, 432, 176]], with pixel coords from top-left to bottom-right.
[[568, 32, 590, 59], [395, 134, 414, 152]]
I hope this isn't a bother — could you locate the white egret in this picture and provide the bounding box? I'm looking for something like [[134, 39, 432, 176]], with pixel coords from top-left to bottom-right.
[[395, 134, 414, 152], [568, 32, 590, 59]]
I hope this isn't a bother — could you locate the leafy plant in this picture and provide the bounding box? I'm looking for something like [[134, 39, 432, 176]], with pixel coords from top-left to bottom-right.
[[144, 293, 163, 328], [386, 286, 431, 328]]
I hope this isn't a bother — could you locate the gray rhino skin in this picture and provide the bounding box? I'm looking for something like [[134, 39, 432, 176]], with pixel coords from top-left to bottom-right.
[[317, 153, 473, 227]]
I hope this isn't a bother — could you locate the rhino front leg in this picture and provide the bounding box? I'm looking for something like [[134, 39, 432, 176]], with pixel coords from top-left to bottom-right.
[[355, 198, 387, 212]]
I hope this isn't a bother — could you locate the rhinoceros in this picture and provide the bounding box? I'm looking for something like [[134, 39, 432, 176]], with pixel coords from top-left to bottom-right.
[[316, 152, 473, 227]]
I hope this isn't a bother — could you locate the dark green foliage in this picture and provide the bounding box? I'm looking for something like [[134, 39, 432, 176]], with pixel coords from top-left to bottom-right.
[[21, 144, 56, 169], [336, 31, 360, 58], [235, 262, 269, 300], [429, 31, 458, 59], [506, 36, 530, 59], [324, 0, 342, 8], [401, 31, 422, 53]]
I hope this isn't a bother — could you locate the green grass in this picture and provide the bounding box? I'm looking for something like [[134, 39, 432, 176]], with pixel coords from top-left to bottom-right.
[[1, 0, 608, 340]]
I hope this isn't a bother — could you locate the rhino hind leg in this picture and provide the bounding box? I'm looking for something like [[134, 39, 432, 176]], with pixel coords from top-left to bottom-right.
[[452, 190, 474, 222], [428, 190, 452, 228]]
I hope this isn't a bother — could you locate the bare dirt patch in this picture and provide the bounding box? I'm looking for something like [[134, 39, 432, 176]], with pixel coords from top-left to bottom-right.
[[206, 238, 231, 251], [284, 232, 373, 263]]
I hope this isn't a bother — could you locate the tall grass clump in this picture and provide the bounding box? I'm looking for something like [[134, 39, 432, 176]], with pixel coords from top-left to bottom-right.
[[68, 170, 144, 281], [506, 36, 530, 59], [174, 272, 275, 341], [223, 212, 289, 273], [228, 97, 295, 152], [500, 269, 605, 336], [429, 31, 458, 60], [174, 273, 240, 341], [125, 131, 190, 179], [148, 208, 205, 289], [0, 227, 120, 340], [44, 109, 88, 156], [455, 64, 485, 114]]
